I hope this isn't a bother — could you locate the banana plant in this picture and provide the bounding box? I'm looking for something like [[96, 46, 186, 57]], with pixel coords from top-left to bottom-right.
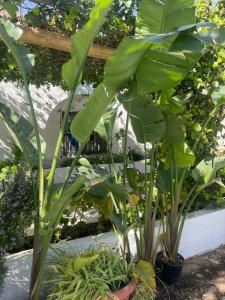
[[0, 1, 113, 299], [70, 0, 225, 266], [157, 84, 225, 262], [1, 1, 225, 298]]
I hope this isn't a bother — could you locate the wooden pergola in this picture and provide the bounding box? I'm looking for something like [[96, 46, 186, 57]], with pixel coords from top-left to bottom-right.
[[19, 25, 114, 60]]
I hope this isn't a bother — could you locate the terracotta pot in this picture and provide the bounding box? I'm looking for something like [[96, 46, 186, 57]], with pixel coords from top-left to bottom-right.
[[107, 280, 136, 300]]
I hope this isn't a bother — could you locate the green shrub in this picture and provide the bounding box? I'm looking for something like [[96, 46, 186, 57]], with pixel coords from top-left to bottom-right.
[[46, 247, 132, 300], [0, 163, 33, 253], [0, 256, 7, 296]]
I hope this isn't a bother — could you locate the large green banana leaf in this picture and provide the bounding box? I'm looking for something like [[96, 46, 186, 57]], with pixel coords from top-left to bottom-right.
[[0, 102, 46, 170], [137, 0, 195, 34], [71, 83, 116, 144], [62, 0, 113, 90], [70, 34, 179, 143], [70, 0, 224, 146], [165, 143, 195, 168], [136, 48, 202, 94], [122, 93, 166, 143]]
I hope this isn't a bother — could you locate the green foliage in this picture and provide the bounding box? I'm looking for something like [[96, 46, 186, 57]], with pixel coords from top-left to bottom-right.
[[0, 255, 7, 296], [0, 18, 34, 71], [0, 1, 135, 86], [133, 260, 156, 289], [181, 0, 225, 159], [61, 152, 143, 167], [55, 219, 112, 242], [1, 1, 18, 18], [0, 162, 33, 253], [47, 246, 156, 300], [46, 247, 132, 300]]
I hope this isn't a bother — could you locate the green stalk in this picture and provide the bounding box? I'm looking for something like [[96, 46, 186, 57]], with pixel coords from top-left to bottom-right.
[[123, 104, 130, 185], [121, 105, 131, 262], [58, 145, 84, 196], [24, 83, 44, 212], [21, 75, 46, 296], [144, 143, 155, 263], [172, 106, 220, 259], [29, 231, 52, 300], [168, 144, 178, 260], [29, 179, 85, 300], [43, 85, 79, 218]]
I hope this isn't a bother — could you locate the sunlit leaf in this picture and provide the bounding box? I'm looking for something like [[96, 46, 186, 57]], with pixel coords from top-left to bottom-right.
[[62, 0, 113, 89], [133, 260, 156, 289], [67, 252, 100, 272], [192, 156, 225, 184], [137, 0, 195, 34], [211, 84, 225, 106]]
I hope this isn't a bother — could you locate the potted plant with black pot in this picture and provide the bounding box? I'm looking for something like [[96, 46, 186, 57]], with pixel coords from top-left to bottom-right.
[[155, 85, 225, 284]]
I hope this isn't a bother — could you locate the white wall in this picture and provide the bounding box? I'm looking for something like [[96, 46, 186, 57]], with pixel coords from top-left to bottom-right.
[[0, 82, 92, 161], [1, 208, 225, 300], [0, 81, 151, 164]]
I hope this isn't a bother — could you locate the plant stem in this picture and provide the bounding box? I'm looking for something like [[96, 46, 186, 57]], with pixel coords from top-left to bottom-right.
[[58, 145, 84, 196], [43, 86, 79, 218], [123, 105, 130, 185], [173, 106, 220, 258], [144, 143, 155, 263]]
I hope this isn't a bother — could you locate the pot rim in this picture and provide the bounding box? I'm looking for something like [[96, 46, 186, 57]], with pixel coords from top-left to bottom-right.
[[157, 251, 184, 267], [108, 280, 136, 300]]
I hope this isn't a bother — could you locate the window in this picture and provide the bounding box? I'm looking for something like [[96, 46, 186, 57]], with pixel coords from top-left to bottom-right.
[[61, 111, 107, 157]]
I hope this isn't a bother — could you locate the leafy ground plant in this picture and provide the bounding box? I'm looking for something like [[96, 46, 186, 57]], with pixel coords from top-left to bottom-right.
[[0, 162, 33, 253], [46, 246, 156, 300]]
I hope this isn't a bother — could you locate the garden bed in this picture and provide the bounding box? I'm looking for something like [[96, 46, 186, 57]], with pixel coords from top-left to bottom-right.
[[1, 208, 225, 300]]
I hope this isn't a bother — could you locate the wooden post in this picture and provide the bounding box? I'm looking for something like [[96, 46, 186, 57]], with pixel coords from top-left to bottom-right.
[[19, 26, 114, 60]]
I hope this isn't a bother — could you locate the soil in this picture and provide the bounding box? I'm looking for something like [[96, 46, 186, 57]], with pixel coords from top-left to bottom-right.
[[156, 246, 225, 300]]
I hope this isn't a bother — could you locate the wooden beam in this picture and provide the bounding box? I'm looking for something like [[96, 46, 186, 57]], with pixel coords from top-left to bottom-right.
[[18, 26, 114, 60]]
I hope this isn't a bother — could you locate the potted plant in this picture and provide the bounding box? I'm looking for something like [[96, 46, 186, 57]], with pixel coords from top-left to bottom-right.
[[155, 83, 225, 284], [78, 1, 224, 279], [1, 0, 225, 297], [46, 246, 156, 300]]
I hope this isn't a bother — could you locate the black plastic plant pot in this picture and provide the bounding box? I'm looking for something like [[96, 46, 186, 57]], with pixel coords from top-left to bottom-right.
[[156, 252, 184, 284]]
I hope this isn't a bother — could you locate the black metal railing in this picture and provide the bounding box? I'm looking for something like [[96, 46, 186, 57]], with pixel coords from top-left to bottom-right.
[[61, 111, 107, 157]]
